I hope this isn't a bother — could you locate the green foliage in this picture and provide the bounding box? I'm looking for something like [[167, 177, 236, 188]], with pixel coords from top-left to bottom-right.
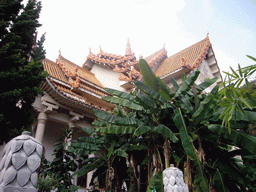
[[146, 171, 163, 192], [37, 174, 58, 192], [220, 55, 256, 131], [72, 58, 256, 191], [39, 127, 80, 192], [71, 127, 133, 191], [0, 0, 47, 143]]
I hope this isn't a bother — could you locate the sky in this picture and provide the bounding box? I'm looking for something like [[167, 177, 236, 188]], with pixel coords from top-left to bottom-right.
[[35, 0, 256, 77]]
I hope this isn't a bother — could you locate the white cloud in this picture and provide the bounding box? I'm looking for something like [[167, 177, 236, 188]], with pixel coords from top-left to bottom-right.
[[38, 0, 186, 65]]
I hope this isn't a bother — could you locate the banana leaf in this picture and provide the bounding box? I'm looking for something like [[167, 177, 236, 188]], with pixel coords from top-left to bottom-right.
[[139, 58, 175, 101], [136, 93, 157, 109], [192, 93, 214, 125], [153, 124, 178, 143], [174, 108, 209, 191], [134, 124, 151, 136], [213, 169, 226, 192], [96, 125, 136, 134], [73, 158, 105, 177], [107, 140, 115, 159], [213, 158, 245, 187], [208, 124, 256, 154], [105, 87, 135, 101], [78, 136, 103, 144], [170, 77, 180, 92], [231, 109, 256, 122], [103, 96, 144, 110], [195, 77, 218, 93], [114, 148, 129, 158], [134, 79, 168, 105], [174, 68, 200, 98], [180, 95, 194, 114], [174, 108, 197, 160], [127, 144, 148, 151], [157, 76, 175, 100], [94, 109, 143, 127], [94, 109, 118, 123], [139, 59, 159, 91]]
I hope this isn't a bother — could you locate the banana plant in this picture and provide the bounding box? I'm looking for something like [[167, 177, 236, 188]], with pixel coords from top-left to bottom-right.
[[92, 59, 218, 191], [72, 58, 256, 191], [70, 127, 130, 191]]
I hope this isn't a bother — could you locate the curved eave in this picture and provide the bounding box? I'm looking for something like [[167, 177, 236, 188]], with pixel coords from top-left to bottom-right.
[[40, 78, 113, 116]]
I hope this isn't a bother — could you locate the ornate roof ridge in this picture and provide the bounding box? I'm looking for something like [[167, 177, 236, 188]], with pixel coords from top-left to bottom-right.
[[191, 35, 211, 69], [57, 52, 97, 76], [145, 46, 167, 67]]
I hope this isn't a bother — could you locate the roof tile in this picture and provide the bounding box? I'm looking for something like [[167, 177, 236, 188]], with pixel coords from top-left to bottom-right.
[[56, 54, 105, 88], [42, 59, 68, 82], [155, 36, 211, 77]]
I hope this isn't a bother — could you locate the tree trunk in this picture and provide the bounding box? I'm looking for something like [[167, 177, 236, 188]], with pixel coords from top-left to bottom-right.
[[184, 156, 192, 191], [163, 137, 171, 169], [130, 154, 139, 192]]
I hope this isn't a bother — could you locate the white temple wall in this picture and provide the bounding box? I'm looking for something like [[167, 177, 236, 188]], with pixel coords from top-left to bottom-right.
[[42, 120, 66, 161], [91, 64, 126, 92], [196, 59, 217, 92]]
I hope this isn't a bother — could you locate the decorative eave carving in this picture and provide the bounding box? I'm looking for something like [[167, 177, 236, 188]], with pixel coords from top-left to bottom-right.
[[69, 76, 80, 89], [84, 39, 142, 85], [192, 36, 211, 69], [130, 67, 142, 80], [119, 73, 133, 82]]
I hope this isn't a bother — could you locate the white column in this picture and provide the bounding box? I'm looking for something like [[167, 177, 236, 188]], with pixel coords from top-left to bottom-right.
[[35, 112, 47, 143]]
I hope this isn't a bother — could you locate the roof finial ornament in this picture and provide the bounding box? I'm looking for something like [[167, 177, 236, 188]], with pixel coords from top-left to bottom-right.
[[125, 38, 132, 56], [59, 49, 61, 55], [99, 45, 103, 54], [89, 46, 91, 53], [163, 42, 165, 48], [207, 31, 209, 37]]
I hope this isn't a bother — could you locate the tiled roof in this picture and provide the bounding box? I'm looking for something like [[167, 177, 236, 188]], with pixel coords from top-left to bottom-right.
[[144, 46, 167, 67], [43, 58, 68, 83], [41, 56, 113, 112], [155, 36, 211, 77], [56, 53, 104, 88]]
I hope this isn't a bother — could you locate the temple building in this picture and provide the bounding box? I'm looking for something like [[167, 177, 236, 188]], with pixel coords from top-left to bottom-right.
[[30, 34, 222, 189]]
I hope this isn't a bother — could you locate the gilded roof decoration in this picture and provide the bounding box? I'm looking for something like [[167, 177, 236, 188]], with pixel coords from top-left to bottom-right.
[[84, 40, 141, 83]]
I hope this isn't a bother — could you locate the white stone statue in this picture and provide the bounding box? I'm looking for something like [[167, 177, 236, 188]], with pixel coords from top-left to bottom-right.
[[0, 131, 44, 192], [163, 165, 189, 192]]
